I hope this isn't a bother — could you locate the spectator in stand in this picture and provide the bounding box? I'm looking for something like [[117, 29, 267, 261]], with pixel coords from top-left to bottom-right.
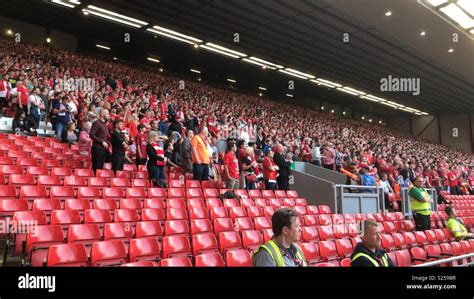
[[408, 162, 417, 183], [223, 141, 240, 190], [180, 129, 194, 173], [186, 110, 199, 134], [273, 144, 292, 191], [158, 115, 168, 136], [301, 138, 312, 163], [311, 141, 321, 166], [191, 126, 210, 181], [448, 165, 462, 195], [110, 119, 128, 173], [378, 172, 395, 211], [164, 142, 179, 168], [409, 176, 432, 231], [135, 124, 148, 166], [146, 131, 167, 187], [445, 206, 474, 240], [242, 147, 257, 190], [28, 87, 45, 129], [53, 95, 72, 138], [89, 109, 110, 173], [358, 166, 376, 194], [0, 73, 12, 116], [263, 148, 279, 191], [16, 79, 29, 114], [12, 109, 37, 136], [78, 121, 92, 156], [61, 121, 79, 144], [322, 143, 336, 171]]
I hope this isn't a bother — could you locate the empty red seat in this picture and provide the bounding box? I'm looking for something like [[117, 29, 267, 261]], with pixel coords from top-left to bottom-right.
[[254, 198, 268, 207], [96, 169, 115, 178], [67, 224, 102, 255], [414, 231, 428, 246], [403, 232, 417, 247], [300, 242, 320, 265], [130, 179, 149, 188], [333, 224, 349, 239], [218, 231, 242, 253], [189, 207, 209, 220], [168, 198, 186, 209], [162, 235, 192, 258], [195, 252, 225, 267], [84, 209, 113, 230], [50, 210, 81, 232], [286, 190, 299, 198], [241, 230, 264, 252], [210, 206, 229, 219], [213, 218, 234, 234], [248, 189, 262, 198], [410, 247, 428, 265], [12, 211, 47, 255], [51, 167, 72, 177], [27, 166, 49, 177], [190, 219, 213, 235], [37, 175, 62, 187], [136, 171, 149, 179], [234, 217, 254, 231], [91, 240, 127, 266], [234, 189, 248, 198], [206, 198, 223, 208], [403, 220, 416, 231], [144, 199, 165, 210], [20, 185, 47, 199], [141, 209, 166, 222], [318, 225, 335, 240], [268, 198, 283, 207], [392, 232, 407, 249], [50, 186, 76, 200], [304, 215, 318, 226], [273, 190, 287, 198], [318, 205, 332, 214], [65, 199, 92, 216], [114, 209, 140, 224], [263, 206, 277, 217], [161, 257, 192, 267], [121, 261, 159, 267], [74, 168, 95, 178], [318, 214, 333, 226], [93, 199, 118, 211], [192, 233, 219, 256], [223, 198, 240, 209], [254, 217, 272, 231], [240, 197, 255, 208], [87, 177, 109, 188], [302, 226, 319, 242], [331, 214, 345, 225], [381, 234, 397, 251], [424, 230, 438, 244], [47, 243, 89, 267], [120, 198, 142, 211], [0, 157, 14, 165], [203, 188, 219, 198], [167, 188, 186, 199], [319, 240, 338, 262], [188, 198, 206, 209], [116, 171, 133, 179], [229, 207, 247, 219], [136, 221, 163, 240], [282, 198, 296, 207], [126, 187, 147, 199], [186, 180, 201, 189], [41, 160, 61, 168], [262, 228, 274, 242], [129, 237, 161, 262], [9, 174, 35, 186], [104, 223, 134, 246], [165, 220, 190, 236], [246, 206, 263, 218], [343, 214, 356, 224], [103, 187, 125, 199], [63, 176, 87, 187], [26, 225, 64, 266], [78, 187, 101, 200], [0, 199, 29, 220], [261, 190, 274, 198], [306, 205, 319, 215], [226, 249, 252, 267], [167, 208, 188, 221], [295, 198, 308, 206], [186, 188, 203, 199], [340, 258, 351, 267]]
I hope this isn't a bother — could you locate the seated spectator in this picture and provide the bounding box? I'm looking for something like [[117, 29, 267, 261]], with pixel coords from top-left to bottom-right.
[[12, 110, 37, 136], [61, 121, 79, 144], [78, 121, 92, 156], [378, 172, 395, 211], [445, 206, 474, 240]]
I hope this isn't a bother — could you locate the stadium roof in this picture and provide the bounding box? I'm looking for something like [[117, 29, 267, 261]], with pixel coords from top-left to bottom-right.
[[2, 0, 473, 116]]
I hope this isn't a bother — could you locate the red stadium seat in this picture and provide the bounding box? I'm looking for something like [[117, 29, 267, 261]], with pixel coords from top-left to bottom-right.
[[0, 186, 17, 199], [424, 230, 438, 244], [63, 176, 87, 187], [51, 167, 72, 177], [261, 190, 274, 198], [268, 198, 283, 207], [162, 235, 192, 258], [167, 188, 186, 199], [262, 229, 274, 242], [234, 217, 254, 231], [186, 188, 203, 199], [143, 199, 165, 210], [192, 233, 219, 256], [201, 181, 217, 189], [234, 189, 248, 198], [299, 242, 320, 265], [301, 226, 319, 242], [392, 232, 407, 249], [286, 190, 299, 198], [241, 230, 264, 253], [318, 214, 332, 226], [67, 224, 102, 255], [141, 209, 166, 222], [50, 186, 76, 201], [27, 166, 49, 177], [103, 187, 125, 199], [50, 210, 81, 234], [20, 185, 47, 200], [404, 220, 416, 231], [254, 198, 268, 208], [131, 179, 149, 188], [0, 200, 29, 220], [41, 159, 61, 168], [229, 206, 247, 219], [319, 240, 338, 263], [96, 169, 115, 178], [335, 238, 353, 258], [218, 231, 242, 253], [206, 198, 223, 208], [114, 209, 140, 224], [295, 198, 308, 206], [318, 225, 335, 240], [263, 206, 277, 218], [203, 188, 219, 199], [120, 198, 142, 211], [226, 249, 252, 267], [104, 222, 133, 246], [190, 219, 213, 235], [121, 261, 159, 267], [12, 211, 47, 255], [91, 240, 127, 267], [37, 175, 62, 187], [165, 220, 190, 237], [9, 174, 35, 187], [93, 199, 118, 211], [274, 190, 287, 198], [186, 180, 201, 189], [188, 198, 206, 209], [403, 232, 417, 247], [414, 231, 428, 246], [136, 221, 163, 240], [246, 206, 263, 218], [210, 207, 229, 219], [160, 257, 192, 267], [26, 225, 64, 266], [110, 178, 131, 188], [331, 214, 345, 225], [77, 187, 101, 200], [188, 207, 208, 220], [241, 197, 255, 208], [247, 189, 262, 198], [166, 208, 188, 221], [214, 218, 234, 234], [84, 209, 113, 231], [129, 237, 161, 262], [74, 168, 95, 178], [306, 205, 319, 215], [195, 252, 225, 267], [136, 172, 149, 179], [168, 198, 186, 209], [65, 199, 92, 216], [254, 217, 272, 231], [127, 187, 147, 199], [381, 234, 397, 251], [304, 215, 318, 227], [168, 180, 185, 188], [223, 198, 240, 209], [47, 243, 89, 267], [333, 224, 349, 239], [116, 171, 133, 179], [318, 205, 332, 214]]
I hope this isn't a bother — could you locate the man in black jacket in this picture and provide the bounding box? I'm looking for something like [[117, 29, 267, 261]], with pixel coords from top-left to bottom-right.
[[273, 144, 292, 191], [351, 220, 395, 267]]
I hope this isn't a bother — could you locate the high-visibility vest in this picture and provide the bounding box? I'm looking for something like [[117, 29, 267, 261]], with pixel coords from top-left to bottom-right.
[[351, 252, 389, 267], [254, 239, 307, 267], [409, 187, 431, 216], [446, 218, 468, 239]]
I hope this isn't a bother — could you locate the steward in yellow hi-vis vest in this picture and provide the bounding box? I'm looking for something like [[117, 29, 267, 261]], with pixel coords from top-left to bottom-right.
[[445, 206, 474, 240], [409, 177, 432, 231], [351, 220, 395, 267], [253, 208, 307, 267]]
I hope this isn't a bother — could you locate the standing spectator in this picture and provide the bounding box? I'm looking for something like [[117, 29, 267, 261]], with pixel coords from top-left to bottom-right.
[[16, 79, 29, 114], [273, 144, 292, 191], [301, 139, 312, 163], [322, 143, 336, 171], [89, 109, 110, 173], [311, 141, 321, 166], [180, 129, 194, 173], [53, 95, 72, 138], [378, 173, 395, 211], [110, 119, 128, 173], [28, 87, 44, 129], [448, 166, 462, 195], [191, 126, 210, 181], [158, 115, 168, 136], [408, 162, 417, 183], [61, 121, 79, 144], [135, 124, 148, 166], [39, 87, 49, 122], [146, 131, 166, 187], [223, 141, 240, 190], [0, 74, 12, 116], [78, 121, 92, 156], [241, 147, 257, 190], [409, 176, 432, 231], [263, 148, 279, 191]]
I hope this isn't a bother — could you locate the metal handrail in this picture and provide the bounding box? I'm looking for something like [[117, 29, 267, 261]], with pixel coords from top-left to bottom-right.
[[413, 252, 474, 267]]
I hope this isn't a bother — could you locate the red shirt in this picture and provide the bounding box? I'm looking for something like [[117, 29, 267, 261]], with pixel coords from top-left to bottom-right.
[[428, 170, 441, 187], [301, 144, 311, 162], [223, 151, 239, 179], [17, 85, 29, 105], [135, 132, 148, 159], [447, 171, 459, 187], [469, 176, 474, 188], [262, 156, 278, 181]]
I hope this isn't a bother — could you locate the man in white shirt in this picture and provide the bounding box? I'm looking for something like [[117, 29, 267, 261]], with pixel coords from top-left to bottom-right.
[[28, 87, 45, 129], [240, 125, 250, 145], [0, 74, 12, 116], [311, 142, 321, 166]]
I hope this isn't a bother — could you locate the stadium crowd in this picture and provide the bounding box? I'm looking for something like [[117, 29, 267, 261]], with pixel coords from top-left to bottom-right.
[[0, 36, 473, 204]]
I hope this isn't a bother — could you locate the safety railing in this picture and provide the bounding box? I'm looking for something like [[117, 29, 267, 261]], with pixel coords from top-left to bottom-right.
[[413, 252, 474, 267], [334, 184, 384, 214]]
